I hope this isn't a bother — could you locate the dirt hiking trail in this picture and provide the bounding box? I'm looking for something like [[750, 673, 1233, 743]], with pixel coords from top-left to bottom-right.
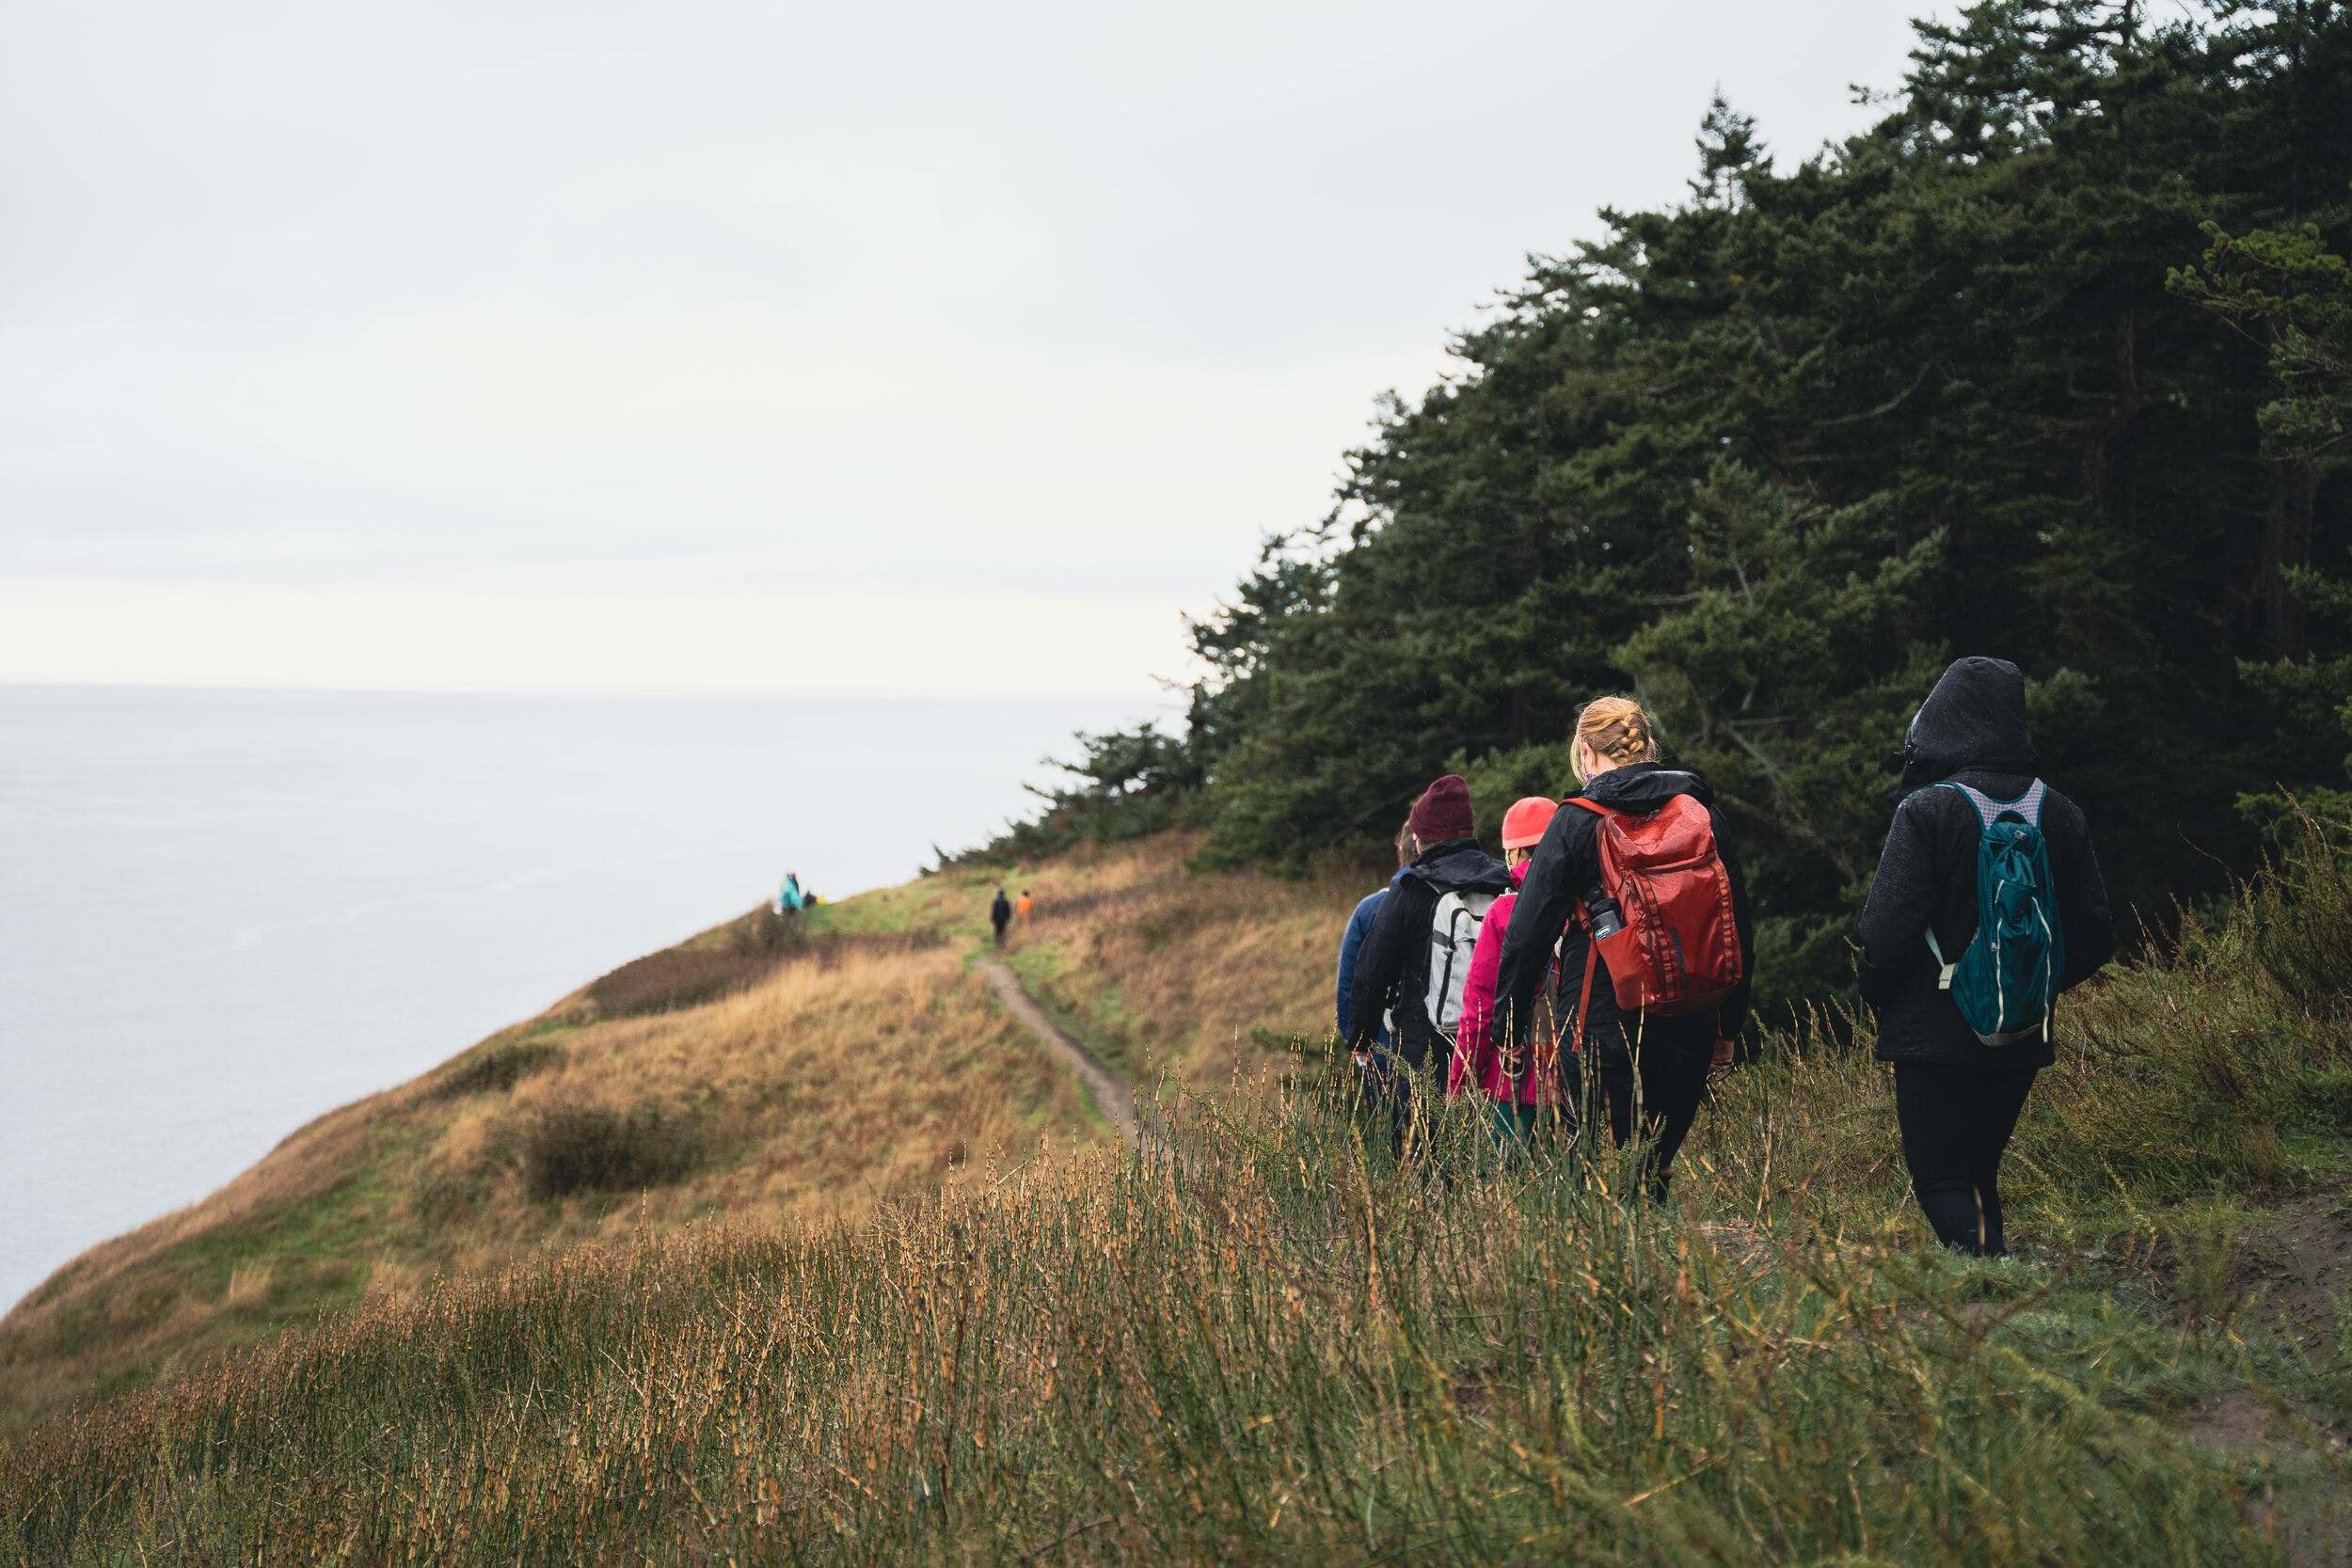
[[977, 956, 1140, 1147]]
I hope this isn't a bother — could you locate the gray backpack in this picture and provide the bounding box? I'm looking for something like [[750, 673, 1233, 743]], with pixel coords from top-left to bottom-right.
[[1425, 889, 1499, 1037]]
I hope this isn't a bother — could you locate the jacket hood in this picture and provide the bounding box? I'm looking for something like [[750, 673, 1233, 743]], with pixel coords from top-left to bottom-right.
[[1901, 656, 2035, 791], [1578, 761, 1713, 815], [1406, 835, 1510, 895]]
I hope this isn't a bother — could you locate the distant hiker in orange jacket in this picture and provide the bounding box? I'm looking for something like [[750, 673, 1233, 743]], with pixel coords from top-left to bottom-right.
[[1015, 890, 1035, 921]]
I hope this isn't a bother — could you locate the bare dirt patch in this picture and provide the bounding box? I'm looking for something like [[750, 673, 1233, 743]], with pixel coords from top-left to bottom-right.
[[2227, 1186, 2352, 1355], [2185, 1388, 2282, 1453]]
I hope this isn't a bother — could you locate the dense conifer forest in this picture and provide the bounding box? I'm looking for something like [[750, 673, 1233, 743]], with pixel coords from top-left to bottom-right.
[[999, 0, 2352, 1014]]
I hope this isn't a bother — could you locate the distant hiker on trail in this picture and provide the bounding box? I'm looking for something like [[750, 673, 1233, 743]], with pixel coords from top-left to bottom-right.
[[990, 888, 1013, 947], [1335, 820, 1413, 1049], [1344, 776, 1510, 1145], [775, 872, 806, 916], [1494, 698, 1754, 1198], [1857, 657, 2115, 1258], [1446, 796, 1564, 1149], [1016, 890, 1035, 921]]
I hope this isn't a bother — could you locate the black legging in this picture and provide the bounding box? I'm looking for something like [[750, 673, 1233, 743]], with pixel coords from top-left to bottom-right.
[[1581, 1028, 1712, 1197], [1892, 1061, 2040, 1256]]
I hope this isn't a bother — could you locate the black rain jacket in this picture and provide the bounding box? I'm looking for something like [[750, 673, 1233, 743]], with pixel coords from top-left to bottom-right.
[[1856, 657, 2116, 1068], [1493, 763, 1756, 1058], [1345, 836, 1511, 1069]]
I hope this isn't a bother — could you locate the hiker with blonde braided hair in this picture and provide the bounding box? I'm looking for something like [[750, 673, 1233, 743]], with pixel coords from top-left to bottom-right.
[[1491, 697, 1755, 1197]]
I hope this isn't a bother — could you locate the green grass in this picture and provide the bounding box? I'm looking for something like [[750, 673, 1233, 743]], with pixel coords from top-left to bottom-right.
[[1003, 938, 1151, 1081], [44, 1117, 448, 1412], [839, 856, 1158, 1085], [809, 865, 1002, 942], [10, 831, 2352, 1563]]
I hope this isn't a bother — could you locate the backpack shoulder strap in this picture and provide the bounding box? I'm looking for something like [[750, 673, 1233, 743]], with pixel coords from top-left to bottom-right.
[[1934, 779, 2000, 830], [1923, 783, 1986, 985], [1571, 904, 1599, 1054], [1935, 778, 2049, 829], [1562, 797, 1613, 821], [2016, 778, 2048, 828]]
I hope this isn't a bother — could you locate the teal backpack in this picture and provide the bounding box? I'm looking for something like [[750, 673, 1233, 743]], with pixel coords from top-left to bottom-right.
[[1926, 780, 2065, 1046]]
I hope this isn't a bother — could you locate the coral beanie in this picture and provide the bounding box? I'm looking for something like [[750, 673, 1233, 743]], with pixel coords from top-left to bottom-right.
[[1501, 795, 1559, 851], [1406, 774, 1475, 844]]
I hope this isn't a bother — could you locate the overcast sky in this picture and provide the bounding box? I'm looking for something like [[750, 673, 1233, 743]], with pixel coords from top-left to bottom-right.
[[3, 1, 1933, 701]]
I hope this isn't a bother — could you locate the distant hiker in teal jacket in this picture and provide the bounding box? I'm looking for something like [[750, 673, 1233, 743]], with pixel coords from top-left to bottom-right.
[[1335, 821, 1412, 1048], [775, 873, 806, 915]]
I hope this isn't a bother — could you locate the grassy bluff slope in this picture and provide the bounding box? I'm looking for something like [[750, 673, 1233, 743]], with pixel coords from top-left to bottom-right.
[[0, 868, 1120, 1429]]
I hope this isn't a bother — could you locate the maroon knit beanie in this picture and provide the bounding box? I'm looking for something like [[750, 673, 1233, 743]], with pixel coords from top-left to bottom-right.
[[1406, 774, 1474, 844]]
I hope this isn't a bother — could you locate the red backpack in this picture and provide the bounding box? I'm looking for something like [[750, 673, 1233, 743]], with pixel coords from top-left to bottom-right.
[[1563, 794, 1742, 1048]]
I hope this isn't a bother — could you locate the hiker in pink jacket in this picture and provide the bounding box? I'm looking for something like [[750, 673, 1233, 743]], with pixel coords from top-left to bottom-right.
[[1447, 796, 1566, 1147]]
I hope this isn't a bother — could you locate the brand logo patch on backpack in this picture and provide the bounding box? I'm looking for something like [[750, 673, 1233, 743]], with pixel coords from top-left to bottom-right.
[[1927, 780, 2064, 1046], [1425, 889, 1499, 1038]]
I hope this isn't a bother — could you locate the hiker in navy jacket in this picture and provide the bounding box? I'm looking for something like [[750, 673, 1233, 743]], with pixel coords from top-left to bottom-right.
[[1495, 698, 1754, 1197], [1335, 822, 1412, 1048], [1345, 777, 1510, 1079], [1858, 657, 2116, 1256]]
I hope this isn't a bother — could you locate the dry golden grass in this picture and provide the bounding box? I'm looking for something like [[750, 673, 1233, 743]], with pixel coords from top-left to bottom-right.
[[14, 832, 2352, 1562], [0, 918, 1107, 1429], [219, 1262, 274, 1317], [470, 944, 1107, 1233]]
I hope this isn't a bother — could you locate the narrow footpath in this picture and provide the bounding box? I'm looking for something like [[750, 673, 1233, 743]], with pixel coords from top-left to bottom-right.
[[976, 956, 1140, 1147]]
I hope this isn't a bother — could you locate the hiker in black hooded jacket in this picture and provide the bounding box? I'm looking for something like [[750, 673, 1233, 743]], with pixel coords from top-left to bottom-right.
[[1858, 656, 2115, 1257], [1345, 775, 1511, 1079], [1494, 698, 1755, 1198]]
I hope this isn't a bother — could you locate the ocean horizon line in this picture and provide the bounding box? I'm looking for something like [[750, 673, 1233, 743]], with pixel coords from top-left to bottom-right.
[[0, 677, 1184, 710]]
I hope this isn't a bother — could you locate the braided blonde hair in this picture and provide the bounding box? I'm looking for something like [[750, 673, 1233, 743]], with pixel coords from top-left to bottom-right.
[[1572, 695, 1660, 783]]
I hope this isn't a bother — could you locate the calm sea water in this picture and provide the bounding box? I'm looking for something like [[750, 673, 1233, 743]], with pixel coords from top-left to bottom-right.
[[0, 685, 1154, 1310]]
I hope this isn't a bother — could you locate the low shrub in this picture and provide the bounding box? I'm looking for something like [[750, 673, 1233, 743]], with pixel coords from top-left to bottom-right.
[[584, 946, 790, 1018], [516, 1101, 700, 1200], [428, 1039, 564, 1101], [2245, 813, 2352, 1018], [728, 907, 808, 956], [585, 915, 943, 1019]]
